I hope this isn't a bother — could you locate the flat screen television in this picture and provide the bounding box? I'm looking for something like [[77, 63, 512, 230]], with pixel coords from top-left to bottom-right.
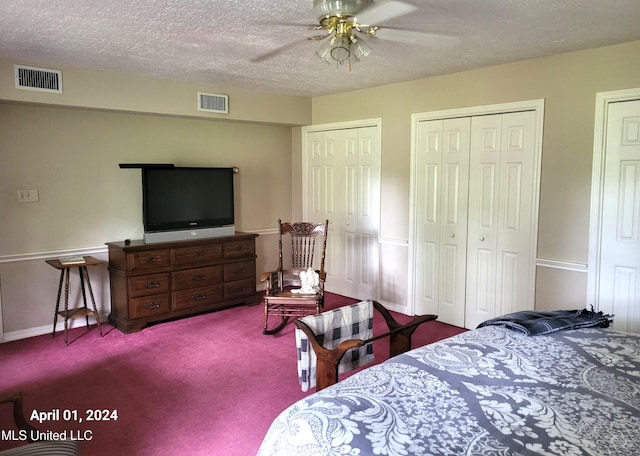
[[141, 167, 235, 243]]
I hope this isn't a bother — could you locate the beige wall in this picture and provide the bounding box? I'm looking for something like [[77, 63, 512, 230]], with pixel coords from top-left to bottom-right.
[[0, 101, 298, 335], [311, 40, 640, 311], [0, 58, 311, 126], [2, 40, 639, 337], [0, 103, 294, 254], [0, 58, 311, 337]]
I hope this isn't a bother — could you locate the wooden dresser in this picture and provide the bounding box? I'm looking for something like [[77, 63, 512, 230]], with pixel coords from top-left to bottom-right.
[[106, 233, 259, 333]]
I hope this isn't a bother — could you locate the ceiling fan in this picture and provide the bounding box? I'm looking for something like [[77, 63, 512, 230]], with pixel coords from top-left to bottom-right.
[[252, 0, 456, 68]]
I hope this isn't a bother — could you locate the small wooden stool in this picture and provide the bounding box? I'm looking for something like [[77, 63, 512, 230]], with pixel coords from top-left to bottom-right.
[[46, 256, 104, 345]]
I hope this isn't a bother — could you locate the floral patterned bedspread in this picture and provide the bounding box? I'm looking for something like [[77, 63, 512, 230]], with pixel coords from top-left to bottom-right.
[[257, 325, 640, 455]]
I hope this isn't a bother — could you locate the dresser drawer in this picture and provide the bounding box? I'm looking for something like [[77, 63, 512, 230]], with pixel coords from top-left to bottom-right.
[[223, 260, 254, 282], [172, 266, 223, 291], [172, 243, 223, 266], [173, 285, 224, 311], [128, 249, 170, 271], [223, 240, 254, 259], [130, 294, 170, 318], [224, 278, 255, 300], [129, 273, 170, 297]]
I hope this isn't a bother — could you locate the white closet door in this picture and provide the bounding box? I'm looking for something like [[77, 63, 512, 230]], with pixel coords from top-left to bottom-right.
[[497, 111, 538, 316], [356, 126, 381, 299], [599, 100, 640, 332], [305, 126, 380, 300], [466, 115, 501, 327], [414, 117, 470, 325], [465, 111, 537, 328]]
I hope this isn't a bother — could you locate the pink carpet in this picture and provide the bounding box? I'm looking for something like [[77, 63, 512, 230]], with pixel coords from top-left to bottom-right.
[[0, 294, 465, 455]]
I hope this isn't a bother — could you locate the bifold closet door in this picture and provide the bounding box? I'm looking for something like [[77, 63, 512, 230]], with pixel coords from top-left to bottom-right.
[[413, 117, 470, 326], [306, 126, 380, 300], [465, 111, 538, 329]]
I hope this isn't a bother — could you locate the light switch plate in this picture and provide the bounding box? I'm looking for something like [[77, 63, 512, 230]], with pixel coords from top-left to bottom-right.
[[17, 189, 39, 202]]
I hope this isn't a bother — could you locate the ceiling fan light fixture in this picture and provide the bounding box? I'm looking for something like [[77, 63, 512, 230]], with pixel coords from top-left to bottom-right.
[[349, 35, 371, 62], [330, 34, 351, 62], [316, 36, 337, 62], [317, 32, 371, 66], [317, 34, 350, 63]]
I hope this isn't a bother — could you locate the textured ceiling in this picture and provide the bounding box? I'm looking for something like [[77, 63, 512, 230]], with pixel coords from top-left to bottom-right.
[[1, 0, 639, 97]]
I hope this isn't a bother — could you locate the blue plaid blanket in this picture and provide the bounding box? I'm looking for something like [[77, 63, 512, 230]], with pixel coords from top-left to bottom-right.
[[477, 309, 613, 336], [295, 300, 375, 392]]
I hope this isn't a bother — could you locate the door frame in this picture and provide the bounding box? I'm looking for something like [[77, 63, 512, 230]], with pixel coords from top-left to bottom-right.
[[408, 99, 545, 317], [587, 88, 640, 311]]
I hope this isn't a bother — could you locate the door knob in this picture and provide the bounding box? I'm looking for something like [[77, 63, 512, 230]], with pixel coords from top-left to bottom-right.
[[450, 233, 455, 238], [479, 236, 485, 241]]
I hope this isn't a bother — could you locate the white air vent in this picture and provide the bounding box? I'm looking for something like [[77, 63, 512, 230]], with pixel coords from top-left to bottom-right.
[[14, 65, 62, 93], [198, 92, 228, 114]]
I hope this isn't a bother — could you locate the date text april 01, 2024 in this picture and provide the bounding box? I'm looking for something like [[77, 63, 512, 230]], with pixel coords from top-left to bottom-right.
[[0, 408, 119, 443]]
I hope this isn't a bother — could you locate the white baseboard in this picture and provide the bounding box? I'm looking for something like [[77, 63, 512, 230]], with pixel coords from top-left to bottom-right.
[[2, 314, 106, 343]]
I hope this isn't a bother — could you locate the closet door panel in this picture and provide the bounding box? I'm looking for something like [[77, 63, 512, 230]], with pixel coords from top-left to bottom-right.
[[357, 126, 381, 298], [439, 118, 470, 325], [473, 247, 496, 316], [414, 120, 444, 315], [414, 117, 470, 325], [421, 240, 438, 306], [466, 111, 537, 327], [466, 115, 502, 328], [497, 111, 537, 315], [330, 129, 358, 297]]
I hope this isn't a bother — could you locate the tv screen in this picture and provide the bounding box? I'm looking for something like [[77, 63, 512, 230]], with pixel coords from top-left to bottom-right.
[[142, 167, 235, 232]]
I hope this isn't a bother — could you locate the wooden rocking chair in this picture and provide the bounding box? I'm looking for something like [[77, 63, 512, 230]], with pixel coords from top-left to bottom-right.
[[261, 219, 329, 335]]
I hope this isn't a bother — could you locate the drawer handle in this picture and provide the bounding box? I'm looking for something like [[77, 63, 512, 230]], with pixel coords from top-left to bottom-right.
[[192, 274, 206, 281], [144, 281, 160, 289], [233, 268, 246, 275], [194, 251, 204, 257], [145, 302, 161, 310], [234, 245, 245, 252], [192, 293, 207, 301], [146, 256, 161, 263], [233, 286, 247, 293]]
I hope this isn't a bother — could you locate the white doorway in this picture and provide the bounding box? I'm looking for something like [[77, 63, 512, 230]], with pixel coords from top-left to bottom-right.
[[588, 89, 640, 333], [302, 119, 381, 301]]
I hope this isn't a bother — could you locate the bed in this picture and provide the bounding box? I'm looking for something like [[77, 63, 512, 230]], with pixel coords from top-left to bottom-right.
[[257, 315, 640, 455]]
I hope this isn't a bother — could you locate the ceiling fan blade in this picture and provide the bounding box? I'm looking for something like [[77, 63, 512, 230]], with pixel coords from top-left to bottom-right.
[[355, 0, 417, 26], [256, 21, 319, 28], [373, 28, 460, 47], [250, 40, 305, 63]]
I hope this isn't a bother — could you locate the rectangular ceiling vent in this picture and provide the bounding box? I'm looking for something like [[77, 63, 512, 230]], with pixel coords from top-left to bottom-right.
[[198, 92, 228, 114], [14, 64, 63, 93]]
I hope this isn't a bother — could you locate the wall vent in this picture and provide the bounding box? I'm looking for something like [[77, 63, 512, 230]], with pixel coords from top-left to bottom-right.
[[14, 65, 63, 93], [198, 92, 228, 114]]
